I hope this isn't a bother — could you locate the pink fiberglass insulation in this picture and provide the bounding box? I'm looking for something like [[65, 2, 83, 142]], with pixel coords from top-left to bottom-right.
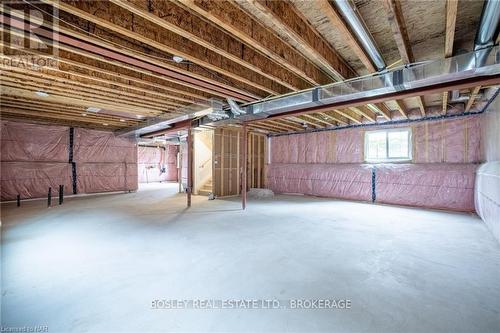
[[1, 121, 69, 162], [475, 162, 500, 241], [270, 115, 482, 164], [1, 162, 72, 201], [73, 128, 137, 163], [137, 145, 178, 183], [375, 163, 477, 212], [266, 163, 373, 202], [76, 163, 137, 194]]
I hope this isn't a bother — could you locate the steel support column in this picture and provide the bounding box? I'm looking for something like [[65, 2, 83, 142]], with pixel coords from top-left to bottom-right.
[[242, 123, 248, 210], [187, 127, 193, 208]]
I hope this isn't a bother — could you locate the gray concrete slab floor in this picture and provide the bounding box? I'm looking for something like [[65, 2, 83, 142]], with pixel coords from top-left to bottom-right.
[[1, 182, 500, 333]]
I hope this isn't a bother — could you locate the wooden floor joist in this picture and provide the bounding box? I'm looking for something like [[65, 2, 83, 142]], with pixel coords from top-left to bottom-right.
[[107, 0, 307, 91], [177, 0, 331, 86]]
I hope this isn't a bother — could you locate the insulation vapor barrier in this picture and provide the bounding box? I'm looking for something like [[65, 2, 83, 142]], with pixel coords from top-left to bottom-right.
[[77, 163, 137, 194], [1, 121, 69, 162], [375, 164, 476, 211], [73, 128, 137, 164], [267, 164, 373, 202], [137, 145, 178, 183], [1, 162, 72, 201], [1, 121, 138, 201], [268, 115, 482, 212], [475, 162, 500, 242], [476, 95, 500, 243], [271, 116, 482, 164]]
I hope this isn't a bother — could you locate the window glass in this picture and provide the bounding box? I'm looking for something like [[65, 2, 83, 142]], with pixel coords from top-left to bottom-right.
[[388, 131, 409, 158], [366, 131, 386, 159], [365, 128, 411, 162]]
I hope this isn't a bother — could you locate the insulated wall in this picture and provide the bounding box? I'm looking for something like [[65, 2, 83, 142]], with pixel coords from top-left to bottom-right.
[[476, 94, 500, 243], [1, 121, 72, 201], [74, 128, 137, 194], [268, 116, 481, 212], [0, 121, 138, 201], [137, 145, 178, 183]]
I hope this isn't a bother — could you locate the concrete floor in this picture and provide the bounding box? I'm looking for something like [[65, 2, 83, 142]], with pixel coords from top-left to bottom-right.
[[1, 183, 500, 333]]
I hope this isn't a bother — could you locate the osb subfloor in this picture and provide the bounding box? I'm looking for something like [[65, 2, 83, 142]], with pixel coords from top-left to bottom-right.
[[2, 183, 500, 333]]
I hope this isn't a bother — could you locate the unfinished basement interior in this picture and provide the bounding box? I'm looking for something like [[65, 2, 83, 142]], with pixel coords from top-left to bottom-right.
[[1, 0, 500, 332]]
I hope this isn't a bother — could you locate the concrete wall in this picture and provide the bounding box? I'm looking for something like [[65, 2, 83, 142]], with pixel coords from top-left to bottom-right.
[[476, 93, 500, 242]]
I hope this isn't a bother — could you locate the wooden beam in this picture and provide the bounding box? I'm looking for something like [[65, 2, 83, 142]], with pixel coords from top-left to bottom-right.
[[268, 119, 303, 131], [382, 0, 426, 116], [48, 0, 286, 96], [320, 111, 348, 125], [2, 42, 212, 102], [291, 116, 324, 129], [304, 114, 337, 127], [465, 86, 481, 112], [261, 120, 296, 132], [392, 100, 408, 119], [382, 0, 413, 64], [0, 108, 129, 127], [277, 118, 310, 130], [445, 0, 459, 58], [177, 0, 331, 85], [369, 103, 391, 121], [0, 47, 205, 105], [0, 111, 122, 130], [238, 0, 355, 81], [0, 84, 166, 117], [334, 109, 362, 124], [349, 106, 377, 122], [109, 0, 307, 91], [2, 69, 184, 110], [317, 0, 376, 72], [247, 123, 282, 133], [443, 0, 458, 114], [0, 100, 140, 124], [0, 12, 256, 102]]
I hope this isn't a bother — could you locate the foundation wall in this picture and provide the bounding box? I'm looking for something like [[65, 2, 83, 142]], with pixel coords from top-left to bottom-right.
[[268, 115, 481, 212], [1, 121, 138, 201], [137, 145, 178, 183]]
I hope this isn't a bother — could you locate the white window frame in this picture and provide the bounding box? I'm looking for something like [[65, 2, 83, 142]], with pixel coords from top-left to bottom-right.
[[364, 128, 412, 163]]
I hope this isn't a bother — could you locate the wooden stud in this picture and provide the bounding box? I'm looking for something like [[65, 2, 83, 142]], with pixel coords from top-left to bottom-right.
[[465, 86, 481, 112]]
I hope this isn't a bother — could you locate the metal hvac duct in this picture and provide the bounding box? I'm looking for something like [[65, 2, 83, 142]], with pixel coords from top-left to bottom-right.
[[333, 0, 386, 71], [196, 46, 499, 128], [474, 0, 500, 51], [471, 0, 500, 68]]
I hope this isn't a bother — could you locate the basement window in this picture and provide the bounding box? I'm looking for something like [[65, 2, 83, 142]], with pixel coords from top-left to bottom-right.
[[365, 128, 412, 162]]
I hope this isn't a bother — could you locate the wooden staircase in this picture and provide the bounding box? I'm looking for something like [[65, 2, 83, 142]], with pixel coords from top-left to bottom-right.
[[198, 178, 213, 196]]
